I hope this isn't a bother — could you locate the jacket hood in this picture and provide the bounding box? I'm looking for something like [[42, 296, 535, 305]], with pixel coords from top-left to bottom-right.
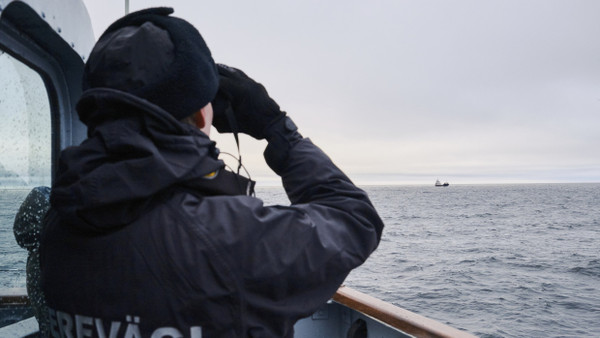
[[51, 88, 223, 233]]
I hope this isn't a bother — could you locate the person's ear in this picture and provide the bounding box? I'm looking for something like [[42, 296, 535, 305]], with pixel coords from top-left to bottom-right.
[[197, 103, 213, 136], [194, 109, 205, 129]]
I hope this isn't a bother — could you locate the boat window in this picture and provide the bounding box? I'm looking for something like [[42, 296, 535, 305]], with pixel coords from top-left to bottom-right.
[[0, 49, 51, 289]]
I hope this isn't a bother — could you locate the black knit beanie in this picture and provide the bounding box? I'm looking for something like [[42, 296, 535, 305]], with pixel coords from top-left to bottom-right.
[[82, 7, 218, 120]]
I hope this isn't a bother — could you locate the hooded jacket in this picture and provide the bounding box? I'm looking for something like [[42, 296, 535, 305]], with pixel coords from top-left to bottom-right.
[[40, 88, 384, 337]]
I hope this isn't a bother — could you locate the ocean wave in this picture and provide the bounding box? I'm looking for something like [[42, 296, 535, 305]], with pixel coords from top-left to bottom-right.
[[568, 259, 600, 278]]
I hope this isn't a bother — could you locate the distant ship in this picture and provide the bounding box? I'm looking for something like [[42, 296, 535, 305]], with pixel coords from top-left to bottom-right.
[[435, 179, 450, 187]]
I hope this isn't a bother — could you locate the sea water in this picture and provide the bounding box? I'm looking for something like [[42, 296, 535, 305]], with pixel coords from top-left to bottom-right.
[[348, 184, 600, 338], [0, 188, 29, 289], [1, 184, 599, 337]]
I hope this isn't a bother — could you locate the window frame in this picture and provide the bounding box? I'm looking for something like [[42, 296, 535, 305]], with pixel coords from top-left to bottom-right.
[[0, 1, 87, 181]]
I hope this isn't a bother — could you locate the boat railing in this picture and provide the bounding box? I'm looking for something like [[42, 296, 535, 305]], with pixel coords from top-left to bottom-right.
[[333, 286, 476, 338]]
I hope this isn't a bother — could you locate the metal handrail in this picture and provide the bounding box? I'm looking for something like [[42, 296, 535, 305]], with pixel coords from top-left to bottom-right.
[[0, 288, 29, 306]]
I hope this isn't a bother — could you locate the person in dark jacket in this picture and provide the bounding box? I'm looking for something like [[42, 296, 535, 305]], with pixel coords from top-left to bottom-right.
[[13, 186, 51, 336], [40, 7, 383, 338]]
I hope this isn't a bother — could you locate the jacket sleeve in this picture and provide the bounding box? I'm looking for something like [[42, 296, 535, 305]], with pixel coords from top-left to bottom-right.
[[13, 186, 51, 251], [231, 137, 384, 330]]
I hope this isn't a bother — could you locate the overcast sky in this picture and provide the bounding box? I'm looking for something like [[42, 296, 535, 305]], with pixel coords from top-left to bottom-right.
[[81, 0, 600, 185]]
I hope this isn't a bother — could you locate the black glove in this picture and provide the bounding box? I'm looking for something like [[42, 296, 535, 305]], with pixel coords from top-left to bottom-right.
[[212, 64, 286, 140]]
